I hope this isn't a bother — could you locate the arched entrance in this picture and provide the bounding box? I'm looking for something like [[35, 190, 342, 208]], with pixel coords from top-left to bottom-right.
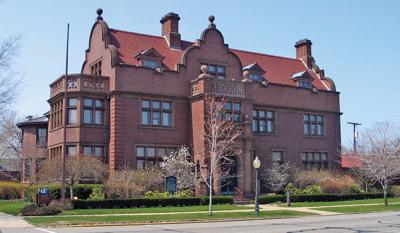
[[220, 156, 238, 195]]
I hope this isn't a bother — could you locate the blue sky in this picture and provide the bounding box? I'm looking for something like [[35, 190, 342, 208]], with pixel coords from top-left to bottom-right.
[[1, 0, 399, 147]]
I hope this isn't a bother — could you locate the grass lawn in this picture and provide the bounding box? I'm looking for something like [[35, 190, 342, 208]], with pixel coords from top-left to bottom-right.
[[0, 200, 31, 216], [26, 210, 314, 227], [62, 204, 252, 215], [276, 197, 400, 208], [316, 203, 400, 213]]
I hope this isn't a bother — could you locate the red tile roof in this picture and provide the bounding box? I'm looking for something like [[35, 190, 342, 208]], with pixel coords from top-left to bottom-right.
[[341, 155, 362, 168], [109, 29, 330, 90]]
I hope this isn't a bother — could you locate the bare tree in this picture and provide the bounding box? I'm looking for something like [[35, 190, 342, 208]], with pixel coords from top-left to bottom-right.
[[0, 112, 22, 160], [160, 146, 195, 191], [358, 121, 400, 205], [198, 96, 242, 216], [37, 155, 108, 199], [0, 35, 22, 116]]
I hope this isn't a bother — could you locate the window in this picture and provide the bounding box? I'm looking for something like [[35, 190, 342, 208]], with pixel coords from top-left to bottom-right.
[[67, 146, 76, 156], [136, 145, 176, 169], [253, 109, 275, 133], [301, 152, 328, 169], [67, 97, 77, 124], [84, 98, 104, 125], [203, 63, 225, 79], [83, 146, 92, 156], [304, 114, 324, 136], [143, 60, 160, 69], [50, 99, 63, 129], [82, 146, 104, 157], [272, 151, 283, 163], [90, 60, 102, 75], [141, 99, 171, 127], [299, 81, 312, 88], [224, 102, 241, 122], [94, 147, 104, 157], [37, 128, 47, 146], [249, 73, 263, 82]]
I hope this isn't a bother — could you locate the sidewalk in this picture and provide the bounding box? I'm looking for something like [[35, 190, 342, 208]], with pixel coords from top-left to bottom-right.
[[0, 212, 32, 229], [258, 204, 339, 216]]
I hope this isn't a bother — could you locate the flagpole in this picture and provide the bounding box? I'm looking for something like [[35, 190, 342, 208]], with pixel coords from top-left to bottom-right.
[[61, 23, 69, 206]]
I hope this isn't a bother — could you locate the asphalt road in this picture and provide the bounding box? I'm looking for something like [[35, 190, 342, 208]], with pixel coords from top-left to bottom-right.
[[2, 211, 400, 233]]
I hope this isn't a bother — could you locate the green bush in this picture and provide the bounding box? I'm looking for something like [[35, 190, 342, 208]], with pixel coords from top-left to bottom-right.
[[258, 192, 394, 204], [0, 182, 24, 200], [71, 196, 234, 209], [302, 185, 323, 195], [346, 184, 363, 194], [20, 204, 63, 216], [389, 186, 400, 197], [88, 187, 105, 200], [144, 191, 169, 199], [25, 184, 103, 201], [175, 189, 194, 198]]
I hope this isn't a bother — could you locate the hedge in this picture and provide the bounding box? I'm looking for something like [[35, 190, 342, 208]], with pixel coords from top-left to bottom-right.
[[0, 182, 25, 200], [25, 184, 103, 201], [72, 196, 233, 209], [259, 192, 394, 204]]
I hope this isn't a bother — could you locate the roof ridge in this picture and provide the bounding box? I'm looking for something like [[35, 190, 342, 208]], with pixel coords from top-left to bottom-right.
[[230, 48, 300, 62], [109, 28, 165, 40]]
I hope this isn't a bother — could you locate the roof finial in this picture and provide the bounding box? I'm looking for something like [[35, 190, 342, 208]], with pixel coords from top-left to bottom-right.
[[208, 15, 216, 29], [96, 8, 103, 20]]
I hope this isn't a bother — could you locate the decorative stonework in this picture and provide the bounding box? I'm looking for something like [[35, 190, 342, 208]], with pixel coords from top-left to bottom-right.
[[67, 78, 78, 89], [210, 80, 244, 97], [191, 82, 200, 96], [82, 77, 106, 91]]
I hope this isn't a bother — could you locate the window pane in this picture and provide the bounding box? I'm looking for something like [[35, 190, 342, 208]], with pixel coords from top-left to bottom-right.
[[233, 103, 240, 111], [37, 128, 47, 145], [83, 146, 92, 156], [311, 115, 316, 122], [224, 103, 232, 111], [272, 151, 282, 162], [141, 111, 150, 125], [317, 124, 323, 136], [67, 146, 76, 156], [317, 116, 323, 123], [259, 111, 265, 118], [167, 148, 176, 156], [301, 152, 307, 162], [142, 100, 150, 108], [68, 98, 77, 107], [311, 123, 317, 135], [208, 65, 217, 73], [162, 102, 171, 110], [252, 120, 258, 132], [304, 123, 309, 135], [233, 113, 240, 122], [152, 101, 161, 109], [95, 110, 102, 124], [304, 114, 309, 122], [137, 160, 144, 169], [253, 110, 257, 117], [321, 153, 327, 161], [152, 112, 161, 125], [267, 120, 274, 132], [314, 152, 321, 161], [137, 147, 145, 157], [267, 111, 274, 119], [94, 147, 103, 157], [68, 109, 77, 124], [307, 153, 314, 161], [157, 147, 166, 157], [259, 120, 266, 132], [84, 110, 93, 124], [84, 98, 93, 107], [95, 100, 103, 108], [147, 147, 156, 157], [217, 66, 225, 74], [162, 112, 171, 127]]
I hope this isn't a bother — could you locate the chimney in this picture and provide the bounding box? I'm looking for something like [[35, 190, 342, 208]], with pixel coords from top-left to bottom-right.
[[295, 39, 314, 69], [160, 12, 181, 49], [26, 115, 33, 121]]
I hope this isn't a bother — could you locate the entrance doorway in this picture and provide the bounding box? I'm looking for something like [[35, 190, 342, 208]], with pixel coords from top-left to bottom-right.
[[220, 156, 238, 195]]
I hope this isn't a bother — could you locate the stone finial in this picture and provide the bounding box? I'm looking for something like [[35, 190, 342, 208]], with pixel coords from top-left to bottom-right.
[[201, 65, 208, 74], [96, 8, 103, 20], [208, 15, 216, 28]]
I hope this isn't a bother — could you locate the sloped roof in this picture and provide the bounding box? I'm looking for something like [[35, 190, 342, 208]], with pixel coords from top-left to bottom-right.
[[109, 29, 329, 90], [341, 155, 362, 168], [16, 116, 48, 128]]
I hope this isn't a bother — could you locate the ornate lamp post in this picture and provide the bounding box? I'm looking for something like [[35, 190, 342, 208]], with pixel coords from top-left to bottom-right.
[[253, 156, 261, 216]]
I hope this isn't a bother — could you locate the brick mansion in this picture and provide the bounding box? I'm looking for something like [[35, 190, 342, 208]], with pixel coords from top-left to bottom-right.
[[17, 9, 341, 195]]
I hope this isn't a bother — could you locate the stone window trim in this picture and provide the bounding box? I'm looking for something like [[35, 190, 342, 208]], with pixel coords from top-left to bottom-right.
[[140, 99, 172, 128], [83, 97, 104, 126], [253, 109, 275, 134], [135, 144, 178, 169], [304, 113, 324, 137], [90, 58, 102, 76], [300, 151, 329, 170]]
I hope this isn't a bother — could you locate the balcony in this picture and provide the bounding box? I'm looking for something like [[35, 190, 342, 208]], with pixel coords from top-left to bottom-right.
[[50, 74, 109, 98], [191, 79, 245, 98]]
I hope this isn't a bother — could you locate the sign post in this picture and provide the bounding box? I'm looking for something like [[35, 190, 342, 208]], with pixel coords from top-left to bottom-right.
[[166, 176, 177, 197], [36, 187, 50, 207]]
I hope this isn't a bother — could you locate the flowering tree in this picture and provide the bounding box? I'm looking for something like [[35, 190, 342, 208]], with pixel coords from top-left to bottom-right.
[[160, 146, 195, 191], [358, 121, 400, 205], [199, 96, 242, 216]]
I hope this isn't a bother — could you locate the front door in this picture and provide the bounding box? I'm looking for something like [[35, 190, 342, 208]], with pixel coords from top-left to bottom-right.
[[220, 156, 238, 195]]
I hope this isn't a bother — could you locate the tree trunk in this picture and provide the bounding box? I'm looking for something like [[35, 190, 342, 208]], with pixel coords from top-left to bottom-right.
[[208, 175, 213, 216], [287, 190, 291, 207], [384, 186, 388, 206], [70, 184, 74, 200]]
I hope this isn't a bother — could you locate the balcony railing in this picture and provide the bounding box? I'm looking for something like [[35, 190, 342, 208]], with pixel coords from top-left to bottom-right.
[[50, 74, 109, 97], [191, 79, 245, 98]]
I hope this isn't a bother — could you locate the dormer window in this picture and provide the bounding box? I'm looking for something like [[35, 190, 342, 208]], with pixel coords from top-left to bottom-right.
[[202, 63, 225, 79], [291, 70, 314, 89], [243, 63, 266, 82], [135, 48, 164, 70], [299, 80, 312, 88], [143, 60, 161, 69]]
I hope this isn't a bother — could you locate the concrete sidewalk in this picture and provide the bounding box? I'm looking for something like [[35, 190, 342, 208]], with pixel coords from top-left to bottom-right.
[[258, 204, 339, 216], [0, 212, 33, 229]]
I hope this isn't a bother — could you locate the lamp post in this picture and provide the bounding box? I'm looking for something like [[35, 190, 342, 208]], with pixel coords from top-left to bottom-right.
[[253, 156, 261, 216]]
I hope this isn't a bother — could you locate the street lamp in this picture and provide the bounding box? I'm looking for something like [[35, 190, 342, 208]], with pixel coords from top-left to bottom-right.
[[253, 156, 261, 216]]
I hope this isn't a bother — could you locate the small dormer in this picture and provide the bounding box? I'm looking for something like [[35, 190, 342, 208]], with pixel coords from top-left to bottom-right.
[[242, 63, 265, 82], [291, 70, 314, 89], [135, 48, 164, 69]]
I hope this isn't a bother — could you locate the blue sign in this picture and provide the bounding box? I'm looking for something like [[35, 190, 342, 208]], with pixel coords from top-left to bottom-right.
[[166, 176, 177, 193], [39, 187, 49, 195]]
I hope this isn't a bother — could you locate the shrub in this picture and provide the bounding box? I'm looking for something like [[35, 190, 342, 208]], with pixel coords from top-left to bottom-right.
[[25, 184, 103, 201], [71, 196, 233, 209], [20, 204, 63, 216], [346, 184, 363, 194], [320, 176, 356, 194], [259, 192, 393, 204], [0, 182, 24, 200], [175, 189, 194, 198], [389, 186, 400, 197], [302, 185, 323, 195], [144, 191, 169, 199], [88, 187, 105, 200]]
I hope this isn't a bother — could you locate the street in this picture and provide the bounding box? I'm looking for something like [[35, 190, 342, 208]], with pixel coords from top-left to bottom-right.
[[2, 211, 400, 233]]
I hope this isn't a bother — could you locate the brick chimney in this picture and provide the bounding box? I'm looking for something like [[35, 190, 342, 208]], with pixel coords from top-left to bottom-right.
[[295, 39, 314, 69], [160, 12, 181, 49]]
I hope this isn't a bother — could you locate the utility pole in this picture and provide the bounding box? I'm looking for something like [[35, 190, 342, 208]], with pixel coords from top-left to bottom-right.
[[61, 23, 70, 206], [347, 122, 361, 154]]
